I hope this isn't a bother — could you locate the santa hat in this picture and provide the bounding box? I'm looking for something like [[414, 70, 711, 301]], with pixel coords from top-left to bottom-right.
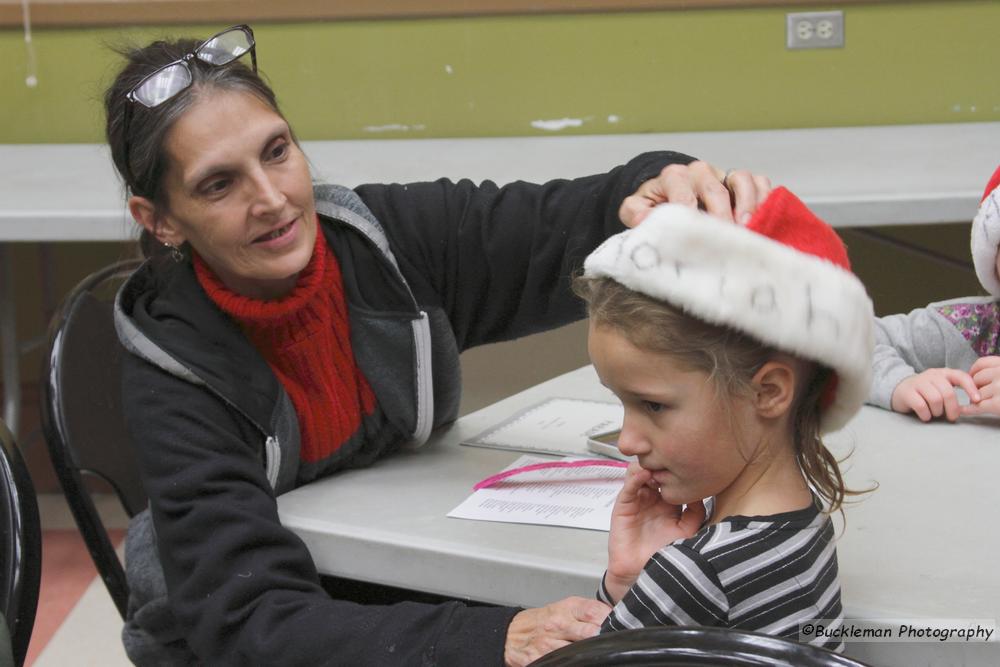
[[584, 187, 874, 433], [970, 164, 1000, 298]]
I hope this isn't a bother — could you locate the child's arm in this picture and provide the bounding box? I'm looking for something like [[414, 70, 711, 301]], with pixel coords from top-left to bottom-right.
[[602, 543, 727, 633], [604, 463, 705, 603], [870, 304, 981, 416], [961, 356, 1000, 417]]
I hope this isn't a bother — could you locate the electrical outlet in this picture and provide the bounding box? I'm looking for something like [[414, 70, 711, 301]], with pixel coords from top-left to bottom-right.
[[786, 11, 844, 50]]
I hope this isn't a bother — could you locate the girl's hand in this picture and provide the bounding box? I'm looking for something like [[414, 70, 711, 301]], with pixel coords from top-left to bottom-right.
[[890, 367, 980, 422], [962, 356, 1000, 417], [604, 463, 706, 603]]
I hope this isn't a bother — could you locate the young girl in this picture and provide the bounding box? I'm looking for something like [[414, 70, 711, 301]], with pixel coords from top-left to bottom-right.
[[575, 187, 875, 651], [868, 164, 1000, 422]]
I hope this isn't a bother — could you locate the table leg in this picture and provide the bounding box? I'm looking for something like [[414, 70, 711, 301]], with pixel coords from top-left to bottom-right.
[[0, 243, 20, 438]]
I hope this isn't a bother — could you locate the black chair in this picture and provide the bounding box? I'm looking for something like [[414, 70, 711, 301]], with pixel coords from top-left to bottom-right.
[[0, 419, 42, 667], [528, 627, 872, 667], [40, 260, 145, 619]]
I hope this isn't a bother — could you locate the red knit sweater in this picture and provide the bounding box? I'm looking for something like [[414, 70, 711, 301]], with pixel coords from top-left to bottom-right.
[[194, 226, 376, 464]]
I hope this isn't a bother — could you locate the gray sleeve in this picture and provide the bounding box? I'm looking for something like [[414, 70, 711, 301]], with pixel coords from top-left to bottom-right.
[[868, 305, 979, 409]]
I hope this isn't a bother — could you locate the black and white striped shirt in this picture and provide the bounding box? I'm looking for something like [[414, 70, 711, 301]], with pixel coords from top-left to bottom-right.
[[599, 498, 844, 652]]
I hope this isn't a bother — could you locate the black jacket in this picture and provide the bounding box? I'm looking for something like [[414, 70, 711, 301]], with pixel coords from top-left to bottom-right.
[[115, 152, 694, 666]]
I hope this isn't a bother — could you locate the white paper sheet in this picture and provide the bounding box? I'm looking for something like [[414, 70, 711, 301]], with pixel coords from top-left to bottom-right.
[[461, 397, 624, 457], [448, 455, 626, 531]]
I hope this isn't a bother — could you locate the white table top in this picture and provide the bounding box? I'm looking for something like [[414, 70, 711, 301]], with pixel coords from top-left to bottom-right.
[[277, 365, 1000, 627], [2, 121, 998, 241]]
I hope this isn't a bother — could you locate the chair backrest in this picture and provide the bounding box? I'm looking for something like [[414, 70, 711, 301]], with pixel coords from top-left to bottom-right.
[[40, 259, 145, 619], [0, 419, 42, 667], [528, 626, 872, 667]]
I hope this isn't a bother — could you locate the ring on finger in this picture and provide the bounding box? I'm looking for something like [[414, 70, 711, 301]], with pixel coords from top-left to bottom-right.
[[722, 168, 736, 189]]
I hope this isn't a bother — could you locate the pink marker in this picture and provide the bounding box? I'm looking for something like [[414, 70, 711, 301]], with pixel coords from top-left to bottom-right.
[[473, 459, 629, 491]]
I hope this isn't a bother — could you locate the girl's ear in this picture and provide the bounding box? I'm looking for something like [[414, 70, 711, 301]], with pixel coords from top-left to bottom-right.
[[750, 358, 798, 419], [128, 195, 187, 247]]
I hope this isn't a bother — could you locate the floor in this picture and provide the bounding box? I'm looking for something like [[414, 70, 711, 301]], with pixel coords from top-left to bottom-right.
[[28, 494, 130, 666], [11, 377, 133, 666]]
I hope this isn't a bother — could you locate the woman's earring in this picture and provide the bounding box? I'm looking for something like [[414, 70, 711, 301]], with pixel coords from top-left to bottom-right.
[[164, 242, 184, 263]]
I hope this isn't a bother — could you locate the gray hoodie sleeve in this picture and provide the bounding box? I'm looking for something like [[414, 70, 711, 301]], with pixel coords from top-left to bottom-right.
[[869, 300, 982, 409]]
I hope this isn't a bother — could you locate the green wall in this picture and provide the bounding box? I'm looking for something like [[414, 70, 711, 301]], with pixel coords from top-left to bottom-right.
[[1, 1, 997, 143]]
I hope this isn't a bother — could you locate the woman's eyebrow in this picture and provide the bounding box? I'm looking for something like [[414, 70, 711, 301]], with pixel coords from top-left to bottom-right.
[[187, 122, 290, 186], [188, 161, 232, 187], [261, 126, 290, 148]]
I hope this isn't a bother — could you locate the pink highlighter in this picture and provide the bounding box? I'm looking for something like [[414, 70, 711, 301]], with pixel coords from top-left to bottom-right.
[[473, 458, 628, 491]]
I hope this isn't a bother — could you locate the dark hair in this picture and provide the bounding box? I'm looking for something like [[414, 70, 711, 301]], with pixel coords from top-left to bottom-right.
[[574, 274, 867, 515], [103, 35, 285, 257]]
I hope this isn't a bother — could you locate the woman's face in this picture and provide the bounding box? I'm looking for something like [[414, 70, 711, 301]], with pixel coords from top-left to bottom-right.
[[140, 88, 317, 300]]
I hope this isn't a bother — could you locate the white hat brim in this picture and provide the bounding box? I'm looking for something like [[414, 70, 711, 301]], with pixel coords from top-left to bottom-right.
[[584, 204, 874, 432]]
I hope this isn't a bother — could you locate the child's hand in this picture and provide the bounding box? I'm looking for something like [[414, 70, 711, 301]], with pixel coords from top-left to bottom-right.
[[962, 356, 1000, 417], [890, 368, 980, 422], [605, 463, 706, 603]]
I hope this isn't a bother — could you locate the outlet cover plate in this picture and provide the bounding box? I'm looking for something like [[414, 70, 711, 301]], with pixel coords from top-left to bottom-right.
[[787, 11, 844, 50]]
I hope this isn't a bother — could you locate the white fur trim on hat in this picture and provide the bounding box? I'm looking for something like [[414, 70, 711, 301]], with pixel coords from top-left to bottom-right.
[[584, 204, 874, 433], [972, 181, 1000, 298]]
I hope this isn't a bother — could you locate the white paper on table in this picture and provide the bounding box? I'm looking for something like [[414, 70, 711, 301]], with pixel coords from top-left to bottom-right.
[[447, 455, 626, 531], [461, 397, 624, 457]]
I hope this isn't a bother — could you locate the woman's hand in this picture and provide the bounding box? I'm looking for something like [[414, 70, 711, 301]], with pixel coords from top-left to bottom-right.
[[891, 367, 980, 421], [604, 463, 706, 603], [619, 160, 772, 227], [962, 356, 1000, 418], [504, 597, 611, 667]]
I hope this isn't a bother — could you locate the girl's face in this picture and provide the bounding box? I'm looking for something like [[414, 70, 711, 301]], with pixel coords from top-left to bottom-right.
[[137, 88, 317, 300], [588, 322, 763, 507]]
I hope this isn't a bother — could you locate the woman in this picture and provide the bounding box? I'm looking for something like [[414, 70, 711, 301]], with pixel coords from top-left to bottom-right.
[[107, 24, 771, 666]]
